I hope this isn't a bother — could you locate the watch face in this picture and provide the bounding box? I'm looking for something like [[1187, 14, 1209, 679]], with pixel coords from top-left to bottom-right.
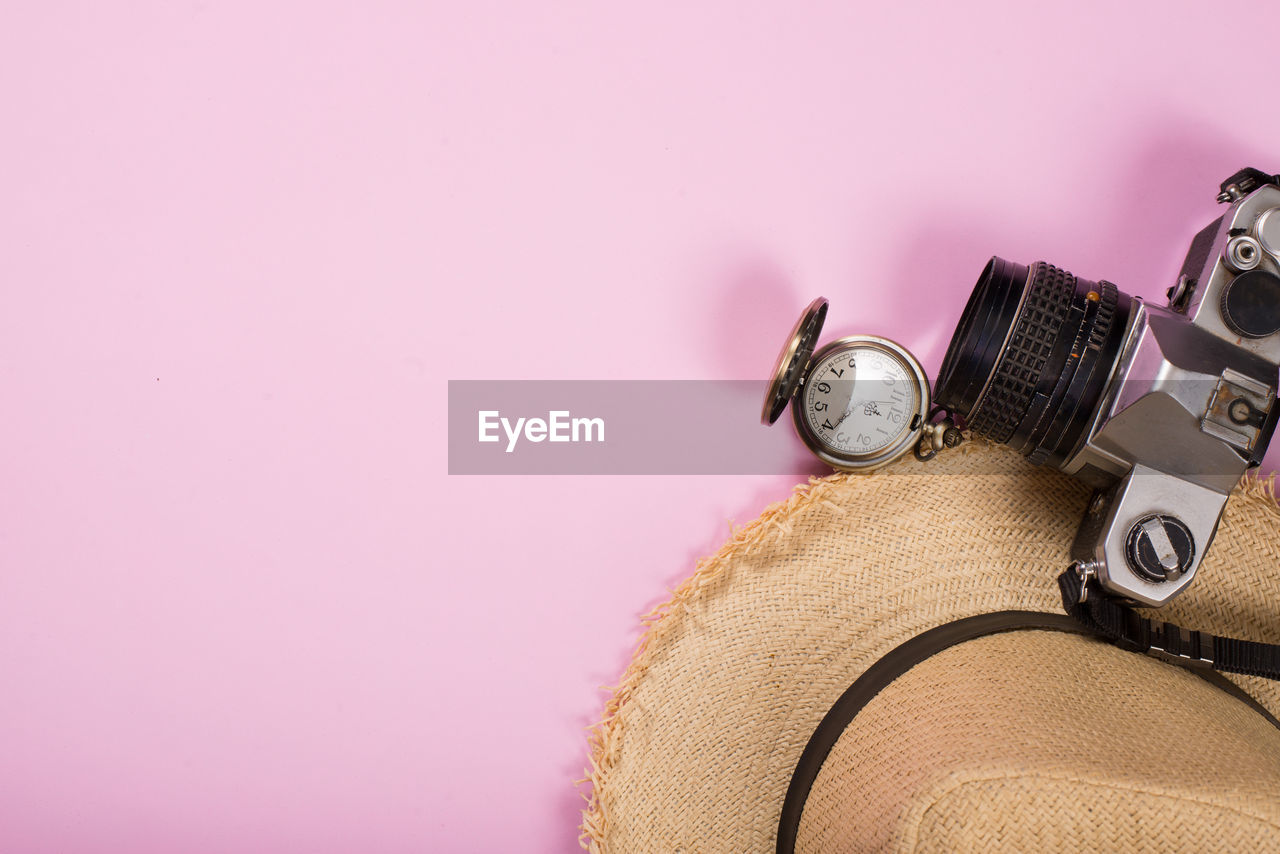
[[799, 342, 922, 461]]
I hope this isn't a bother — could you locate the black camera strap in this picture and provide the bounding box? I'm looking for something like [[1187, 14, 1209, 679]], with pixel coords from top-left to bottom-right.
[[1057, 566, 1280, 680]]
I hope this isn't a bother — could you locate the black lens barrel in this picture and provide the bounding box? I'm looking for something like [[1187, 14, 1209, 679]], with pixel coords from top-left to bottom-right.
[[936, 257, 1132, 469], [934, 258, 1029, 424]]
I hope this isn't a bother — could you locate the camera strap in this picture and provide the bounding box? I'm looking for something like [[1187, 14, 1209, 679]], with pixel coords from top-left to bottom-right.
[[1057, 566, 1280, 680]]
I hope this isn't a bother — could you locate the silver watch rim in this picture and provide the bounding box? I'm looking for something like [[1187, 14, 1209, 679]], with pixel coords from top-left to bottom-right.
[[791, 335, 931, 472]]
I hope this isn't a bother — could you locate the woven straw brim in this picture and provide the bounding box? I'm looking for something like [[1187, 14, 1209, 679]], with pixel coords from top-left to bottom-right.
[[799, 630, 1280, 851], [580, 442, 1280, 852]]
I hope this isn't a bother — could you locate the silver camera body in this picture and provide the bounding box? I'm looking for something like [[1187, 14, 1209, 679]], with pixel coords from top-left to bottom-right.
[[1068, 171, 1280, 605], [937, 169, 1280, 607]]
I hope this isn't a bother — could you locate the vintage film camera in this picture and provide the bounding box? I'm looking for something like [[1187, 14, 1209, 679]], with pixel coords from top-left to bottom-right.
[[936, 168, 1280, 607]]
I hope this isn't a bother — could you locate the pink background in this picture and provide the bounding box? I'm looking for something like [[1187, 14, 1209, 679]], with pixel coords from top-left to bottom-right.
[[4, 3, 1280, 851]]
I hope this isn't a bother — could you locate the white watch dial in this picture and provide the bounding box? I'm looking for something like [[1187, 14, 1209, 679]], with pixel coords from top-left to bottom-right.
[[802, 345, 919, 456]]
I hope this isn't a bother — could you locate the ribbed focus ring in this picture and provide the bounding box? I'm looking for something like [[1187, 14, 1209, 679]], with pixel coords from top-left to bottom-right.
[[968, 263, 1075, 442], [1089, 281, 1118, 351], [1022, 278, 1121, 465]]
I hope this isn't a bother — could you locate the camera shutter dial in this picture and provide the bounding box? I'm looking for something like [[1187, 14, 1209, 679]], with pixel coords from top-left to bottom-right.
[[1124, 515, 1195, 583]]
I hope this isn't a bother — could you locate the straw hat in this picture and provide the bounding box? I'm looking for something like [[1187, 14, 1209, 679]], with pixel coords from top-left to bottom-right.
[[580, 442, 1280, 852]]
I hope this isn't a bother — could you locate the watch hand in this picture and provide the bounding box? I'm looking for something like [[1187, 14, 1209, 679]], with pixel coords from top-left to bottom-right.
[[839, 400, 883, 420]]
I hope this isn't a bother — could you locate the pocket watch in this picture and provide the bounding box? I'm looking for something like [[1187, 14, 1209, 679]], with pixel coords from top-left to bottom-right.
[[761, 297, 961, 472]]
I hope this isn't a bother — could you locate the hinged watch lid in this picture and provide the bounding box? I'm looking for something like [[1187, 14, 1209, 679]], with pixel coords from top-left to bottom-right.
[[762, 297, 829, 425]]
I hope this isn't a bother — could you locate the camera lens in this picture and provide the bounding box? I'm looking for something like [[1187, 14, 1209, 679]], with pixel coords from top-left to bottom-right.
[[935, 257, 1132, 469]]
